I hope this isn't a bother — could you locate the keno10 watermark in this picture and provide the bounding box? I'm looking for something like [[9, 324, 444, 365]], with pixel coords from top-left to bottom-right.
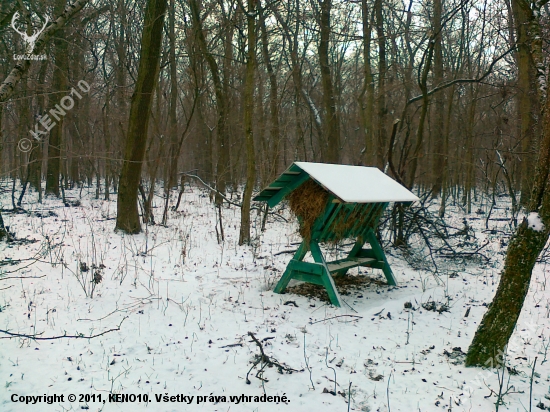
[[18, 80, 91, 153]]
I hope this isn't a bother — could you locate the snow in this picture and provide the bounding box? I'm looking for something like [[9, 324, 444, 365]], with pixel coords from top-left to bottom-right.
[[294, 162, 419, 203], [0, 185, 548, 412], [528, 212, 545, 232]]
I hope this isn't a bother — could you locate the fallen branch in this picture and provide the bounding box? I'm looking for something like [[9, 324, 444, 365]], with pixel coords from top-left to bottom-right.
[[274, 249, 298, 256], [0, 316, 127, 340], [309, 315, 363, 325], [0, 274, 46, 281], [181, 173, 242, 208], [246, 332, 302, 384]]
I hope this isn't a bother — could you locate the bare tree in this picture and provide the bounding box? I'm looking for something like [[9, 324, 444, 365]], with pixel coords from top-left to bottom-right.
[[115, 0, 167, 233], [466, 0, 550, 367]]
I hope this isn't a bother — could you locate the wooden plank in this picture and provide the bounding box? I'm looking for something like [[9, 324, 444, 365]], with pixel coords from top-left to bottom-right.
[[349, 204, 372, 237], [290, 260, 325, 275], [365, 229, 397, 285], [326, 257, 375, 272], [311, 199, 337, 240], [267, 172, 310, 208], [292, 272, 325, 285], [318, 203, 343, 242], [309, 241, 343, 307], [273, 242, 309, 294], [357, 248, 377, 259]]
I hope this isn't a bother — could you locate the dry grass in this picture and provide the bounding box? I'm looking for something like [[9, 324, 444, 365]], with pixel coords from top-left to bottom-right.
[[287, 179, 329, 242], [287, 179, 383, 245]]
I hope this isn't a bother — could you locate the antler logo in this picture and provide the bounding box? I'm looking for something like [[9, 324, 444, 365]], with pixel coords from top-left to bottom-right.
[[11, 11, 49, 55]]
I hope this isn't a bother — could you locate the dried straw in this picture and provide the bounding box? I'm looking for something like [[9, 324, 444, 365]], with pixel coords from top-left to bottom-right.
[[287, 179, 329, 242]]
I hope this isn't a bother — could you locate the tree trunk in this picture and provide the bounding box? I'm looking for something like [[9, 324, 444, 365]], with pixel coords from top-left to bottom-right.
[[115, 0, 167, 233], [0, 210, 10, 241], [374, 0, 387, 169], [259, 2, 281, 180], [239, 0, 257, 246], [45, 0, 69, 197], [512, 1, 539, 205], [189, 0, 229, 203], [318, 0, 339, 163], [162, 0, 179, 225], [431, 0, 445, 197], [360, 0, 374, 166], [466, 0, 549, 367]]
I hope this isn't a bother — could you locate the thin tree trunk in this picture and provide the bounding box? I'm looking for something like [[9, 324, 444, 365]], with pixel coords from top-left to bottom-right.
[[317, 0, 339, 163], [115, 0, 167, 233], [360, 0, 374, 165], [46, 0, 69, 197], [162, 0, 179, 225], [259, 2, 281, 180], [189, 0, 229, 203], [374, 0, 387, 169], [431, 0, 445, 197], [239, 0, 257, 246]]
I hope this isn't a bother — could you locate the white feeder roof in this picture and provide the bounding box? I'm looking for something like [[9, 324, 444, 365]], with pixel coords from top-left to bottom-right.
[[294, 162, 419, 203], [254, 162, 419, 206]]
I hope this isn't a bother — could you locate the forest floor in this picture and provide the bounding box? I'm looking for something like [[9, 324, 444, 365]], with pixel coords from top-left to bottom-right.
[[0, 184, 549, 412]]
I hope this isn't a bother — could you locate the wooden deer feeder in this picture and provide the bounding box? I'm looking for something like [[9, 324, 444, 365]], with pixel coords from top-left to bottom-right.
[[254, 162, 419, 307]]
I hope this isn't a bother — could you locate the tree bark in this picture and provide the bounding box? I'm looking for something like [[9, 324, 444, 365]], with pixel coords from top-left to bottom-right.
[[465, 0, 549, 367], [374, 0, 387, 169], [162, 0, 179, 225], [189, 0, 229, 202], [512, 1, 539, 205], [258, 2, 281, 180], [317, 0, 339, 163], [360, 0, 374, 166], [431, 0, 445, 197], [239, 0, 257, 245], [115, 0, 167, 233], [45, 0, 68, 197]]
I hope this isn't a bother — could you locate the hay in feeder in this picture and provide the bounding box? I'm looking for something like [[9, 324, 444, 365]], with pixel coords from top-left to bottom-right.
[[287, 179, 329, 242], [287, 179, 384, 244]]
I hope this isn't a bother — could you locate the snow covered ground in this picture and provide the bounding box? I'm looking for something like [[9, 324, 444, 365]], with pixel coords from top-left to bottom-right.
[[1, 184, 549, 411]]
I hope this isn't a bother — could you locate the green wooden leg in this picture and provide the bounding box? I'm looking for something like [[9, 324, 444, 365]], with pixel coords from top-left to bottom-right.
[[365, 229, 397, 286], [310, 241, 343, 307], [334, 237, 366, 276], [273, 241, 308, 294]]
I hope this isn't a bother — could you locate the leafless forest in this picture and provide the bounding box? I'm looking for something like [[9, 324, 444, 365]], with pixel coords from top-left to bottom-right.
[[1, 0, 546, 221], [1, 0, 550, 372]]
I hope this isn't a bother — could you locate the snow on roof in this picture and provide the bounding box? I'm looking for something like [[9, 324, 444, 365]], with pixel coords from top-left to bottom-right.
[[294, 162, 419, 203]]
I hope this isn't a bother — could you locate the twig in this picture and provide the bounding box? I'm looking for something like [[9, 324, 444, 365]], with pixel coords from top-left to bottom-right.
[[387, 371, 392, 412], [0, 316, 127, 340], [274, 249, 298, 256], [0, 274, 46, 280], [246, 332, 301, 384], [309, 315, 362, 325], [325, 348, 337, 396], [530, 357, 538, 412], [181, 173, 242, 208], [303, 333, 315, 390], [220, 343, 243, 348]]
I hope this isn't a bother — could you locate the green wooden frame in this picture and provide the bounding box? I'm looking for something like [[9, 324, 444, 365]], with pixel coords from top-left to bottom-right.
[[254, 164, 406, 308], [273, 199, 396, 307]]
